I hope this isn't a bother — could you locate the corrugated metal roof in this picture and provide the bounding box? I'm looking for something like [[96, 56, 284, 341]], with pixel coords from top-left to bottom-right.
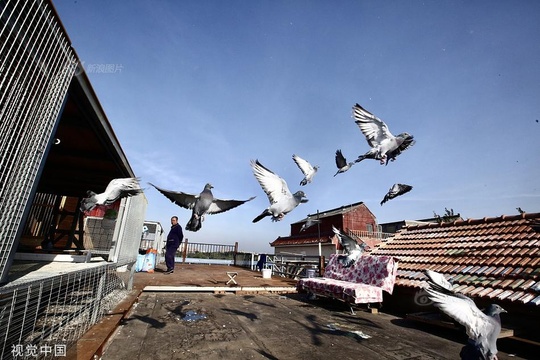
[[371, 212, 540, 306]]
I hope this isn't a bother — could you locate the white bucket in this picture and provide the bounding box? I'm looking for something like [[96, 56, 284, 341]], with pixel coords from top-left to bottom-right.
[[262, 269, 272, 279], [306, 269, 316, 278]]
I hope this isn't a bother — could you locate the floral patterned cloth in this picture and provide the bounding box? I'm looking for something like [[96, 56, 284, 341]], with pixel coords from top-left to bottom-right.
[[297, 254, 398, 304]]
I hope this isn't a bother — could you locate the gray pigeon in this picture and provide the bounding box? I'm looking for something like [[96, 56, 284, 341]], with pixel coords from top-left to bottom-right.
[[150, 183, 255, 232], [424, 270, 506, 360], [334, 149, 355, 176], [292, 154, 319, 186], [332, 226, 365, 267], [352, 103, 415, 164], [80, 177, 143, 212], [380, 183, 413, 205], [300, 217, 321, 232], [251, 159, 308, 223]]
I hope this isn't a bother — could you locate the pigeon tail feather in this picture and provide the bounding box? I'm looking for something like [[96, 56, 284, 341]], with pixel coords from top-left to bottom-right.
[[252, 210, 271, 223], [186, 214, 202, 232]]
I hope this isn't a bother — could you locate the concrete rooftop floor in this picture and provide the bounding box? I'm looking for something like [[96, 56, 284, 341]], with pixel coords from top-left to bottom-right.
[[68, 263, 536, 359]]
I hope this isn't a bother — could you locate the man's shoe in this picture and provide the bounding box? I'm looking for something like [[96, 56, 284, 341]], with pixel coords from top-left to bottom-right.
[[164, 269, 174, 274]]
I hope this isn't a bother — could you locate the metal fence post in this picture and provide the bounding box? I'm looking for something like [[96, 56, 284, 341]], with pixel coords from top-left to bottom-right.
[[182, 238, 188, 263]]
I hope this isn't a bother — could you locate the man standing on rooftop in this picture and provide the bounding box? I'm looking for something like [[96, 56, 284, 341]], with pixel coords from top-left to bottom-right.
[[164, 216, 183, 274]]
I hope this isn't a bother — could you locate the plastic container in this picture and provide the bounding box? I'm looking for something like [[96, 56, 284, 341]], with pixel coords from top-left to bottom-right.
[[262, 269, 272, 279]]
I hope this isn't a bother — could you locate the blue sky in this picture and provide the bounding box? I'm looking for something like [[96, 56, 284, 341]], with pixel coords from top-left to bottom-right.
[[53, 1, 540, 253]]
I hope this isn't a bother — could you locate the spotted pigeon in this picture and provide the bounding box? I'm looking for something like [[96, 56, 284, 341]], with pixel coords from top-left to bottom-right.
[[352, 103, 415, 164]]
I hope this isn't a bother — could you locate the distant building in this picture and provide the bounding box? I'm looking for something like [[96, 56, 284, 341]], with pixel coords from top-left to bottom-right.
[[270, 201, 391, 258]]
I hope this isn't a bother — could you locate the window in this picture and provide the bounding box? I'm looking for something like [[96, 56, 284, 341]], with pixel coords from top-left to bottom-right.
[[366, 223, 373, 233]]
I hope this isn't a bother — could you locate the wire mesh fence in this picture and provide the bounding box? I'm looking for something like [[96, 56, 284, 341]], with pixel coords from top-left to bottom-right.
[[0, 0, 77, 283], [0, 260, 134, 359]]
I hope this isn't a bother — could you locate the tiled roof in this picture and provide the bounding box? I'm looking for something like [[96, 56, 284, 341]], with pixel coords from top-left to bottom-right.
[[371, 212, 540, 306]]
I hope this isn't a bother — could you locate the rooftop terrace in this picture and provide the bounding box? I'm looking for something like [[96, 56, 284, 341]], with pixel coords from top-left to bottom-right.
[[68, 263, 537, 360]]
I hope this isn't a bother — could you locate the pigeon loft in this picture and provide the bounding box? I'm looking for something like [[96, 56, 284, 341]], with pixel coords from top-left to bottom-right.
[[297, 254, 398, 314]]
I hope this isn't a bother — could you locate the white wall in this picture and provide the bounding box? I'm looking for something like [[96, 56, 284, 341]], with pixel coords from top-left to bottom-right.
[[273, 244, 337, 258]]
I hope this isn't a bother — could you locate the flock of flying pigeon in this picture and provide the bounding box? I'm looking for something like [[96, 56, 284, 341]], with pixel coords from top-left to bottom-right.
[[80, 102, 416, 231], [78, 102, 508, 359]]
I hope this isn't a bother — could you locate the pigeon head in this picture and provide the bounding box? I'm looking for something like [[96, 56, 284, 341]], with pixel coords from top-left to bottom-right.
[[204, 183, 214, 190], [80, 196, 97, 212], [484, 304, 507, 316], [396, 132, 413, 140], [294, 191, 308, 203]]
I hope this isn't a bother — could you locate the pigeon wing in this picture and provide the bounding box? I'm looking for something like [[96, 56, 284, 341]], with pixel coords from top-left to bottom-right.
[[100, 177, 142, 205], [352, 103, 394, 148], [424, 286, 491, 341], [206, 196, 256, 215], [292, 154, 314, 176], [425, 269, 455, 293], [335, 149, 347, 168], [381, 183, 413, 205], [251, 160, 292, 204], [149, 183, 198, 210], [386, 135, 416, 164], [332, 226, 361, 254]]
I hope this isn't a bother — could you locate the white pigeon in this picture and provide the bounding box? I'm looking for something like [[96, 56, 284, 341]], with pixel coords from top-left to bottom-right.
[[334, 149, 355, 176], [380, 183, 413, 205], [149, 183, 255, 232], [292, 154, 319, 186], [352, 103, 415, 165], [300, 217, 321, 232], [251, 159, 308, 223], [80, 177, 143, 212], [332, 226, 365, 267], [424, 270, 507, 360]]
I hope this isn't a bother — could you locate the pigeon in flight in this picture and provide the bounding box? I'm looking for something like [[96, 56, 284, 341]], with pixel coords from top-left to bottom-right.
[[80, 177, 143, 212], [292, 154, 319, 186], [300, 217, 321, 232], [382, 134, 416, 165], [352, 103, 415, 165], [424, 270, 507, 360], [251, 159, 308, 223], [150, 183, 255, 232], [332, 226, 365, 267], [334, 149, 355, 176], [380, 183, 413, 205]]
